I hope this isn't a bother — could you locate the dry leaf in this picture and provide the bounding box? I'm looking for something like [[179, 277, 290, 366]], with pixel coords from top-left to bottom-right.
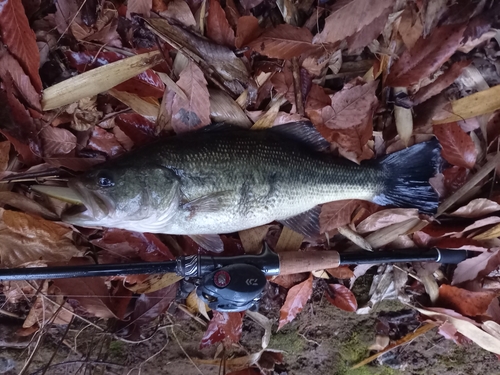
[[325, 283, 357, 312], [40, 126, 77, 157], [207, 0, 235, 47], [248, 24, 320, 59], [127, 0, 151, 17], [320, 200, 378, 234], [171, 61, 211, 133], [278, 273, 313, 330], [161, 0, 196, 27], [235, 15, 261, 49], [433, 122, 477, 169], [326, 266, 354, 279], [450, 199, 500, 218], [452, 249, 500, 285], [438, 284, 498, 317], [313, 0, 395, 46], [356, 208, 419, 234], [200, 311, 244, 348]]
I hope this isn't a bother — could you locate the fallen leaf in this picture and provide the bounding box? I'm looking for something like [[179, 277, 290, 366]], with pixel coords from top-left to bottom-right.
[[0, 209, 82, 267], [248, 24, 320, 59], [24, 283, 73, 327], [397, 5, 423, 49], [356, 208, 419, 234], [115, 283, 178, 338], [0, 141, 10, 171], [92, 228, 174, 263], [433, 84, 500, 124], [313, 0, 395, 46], [278, 273, 313, 330], [226, 369, 261, 375], [0, 0, 42, 92], [473, 224, 500, 241], [171, 61, 211, 133], [0, 191, 58, 220], [326, 266, 354, 279], [87, 126, 126, 158], [452, 249, 500, 285], [387, 23, 467, 87], [433, 122, 477, 169], [161, 0, 196, 27], [40, 126, 77, 157], [127, 0, 151, 17], [412, 60, 471, 106], [450, 199, 500, 218], [235, 15, 261, 49], [200, 311, 244, 348], [207, 0, 235, 47], [324, 283, 357, 312], [114, 113, 157, 146], [320, 199, 378, 233], [271, 272, 310, 289], [438, 284, 498, 317], [346, 7, 391, 52]]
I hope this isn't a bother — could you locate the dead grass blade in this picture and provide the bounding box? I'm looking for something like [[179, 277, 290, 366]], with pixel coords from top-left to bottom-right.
[[42, 51, 163, 110]]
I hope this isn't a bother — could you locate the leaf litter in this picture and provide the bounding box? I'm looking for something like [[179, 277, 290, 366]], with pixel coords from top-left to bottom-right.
[[1, 0, 500, 373]]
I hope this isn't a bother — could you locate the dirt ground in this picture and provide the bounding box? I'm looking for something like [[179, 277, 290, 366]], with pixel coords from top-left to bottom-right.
[[2, 274, 500, 375]]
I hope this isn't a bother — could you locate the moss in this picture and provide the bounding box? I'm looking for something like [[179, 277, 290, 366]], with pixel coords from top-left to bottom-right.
[[268, 329, 305, 356], [338, 333, 370, 363], [438, 346, 469, 367], [108, 340, 125, 358]]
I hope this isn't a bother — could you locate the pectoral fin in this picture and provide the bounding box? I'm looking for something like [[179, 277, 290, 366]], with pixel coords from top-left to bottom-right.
[[182, 191, 232, 212], [279, 206, 321, 239], [190, 234, 224, 253]]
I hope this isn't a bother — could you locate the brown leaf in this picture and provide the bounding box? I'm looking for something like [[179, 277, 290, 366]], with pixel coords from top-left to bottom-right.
[[434, 122, 477, 169], [325, 283, 357, 312], [0, 48, 41, 110], [161, 0, 196, 27], [92, 228, 174, 263], [320, 199, 377, 233], [412, 60, 471, 106], [438, 284, 499, 317], [207, 0, 235, 47], [248, 24, 320, 59], [239, 0, 263, 10], [127, 0, 151, 17], [452, 249, 500, 285], [0, 141, 10, 171], [115, 283, 178, 338], [326, 266, 354, 279], [278, 273, 313, 330], [450, 199, 500, 218], [40, 126, 77, 157], [313, 0, 395, 45], [87, 126, 126, 158], [0, 209, 82, 267], [271, 272, 310, 289], [397, 6, 423, 50], [0, 0, 42, 92], [114, 113, 157, 146], [356, 208, 419, 234], [235, 15, 262, 49], [200, 311, 244, 348], [346, 7, 391, 52], [171, 61, 211, 133], [0, 191, 58, 220], [386, 23, 467, 87]]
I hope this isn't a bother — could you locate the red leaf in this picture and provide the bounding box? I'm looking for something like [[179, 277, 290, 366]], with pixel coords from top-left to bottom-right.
[[114, 113, 157, 146], [325, 284, 357, 312], [207, 0, 235, 47], [346, 7, 391, 52], [313, 0, 395, 46], [40, 126, 77, 157], [65, 51, 165, 98], [438, 284, 498, 317], [0, 0, 42, 92], [235, 15, 262, 49], [92, 228, 175, 263], [278, 273, 313, 330], [87, 126, 126, 158], [443, 166, 469, 195], [200, 311, 244, 348], [386, 23, 467, 87], [248, 24, 321, 59], [412, 60, 471, 105], [0, 48, 40, 110], [319, 199, 378, 233], [44, 155, 106, 171], [433, 122, 477, 169], [115, 284, 178, 339], [172, 62, 211, 133]]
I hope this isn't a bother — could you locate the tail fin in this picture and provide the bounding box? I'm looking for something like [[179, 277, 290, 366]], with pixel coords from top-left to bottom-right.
[[372, 139, 442, 214]]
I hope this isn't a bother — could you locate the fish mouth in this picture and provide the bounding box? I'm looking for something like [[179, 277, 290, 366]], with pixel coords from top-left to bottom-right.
[[48, 180, 114, 226]]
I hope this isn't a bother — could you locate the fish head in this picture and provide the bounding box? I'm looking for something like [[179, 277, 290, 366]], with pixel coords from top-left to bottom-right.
[[62, 164, 179, 230]]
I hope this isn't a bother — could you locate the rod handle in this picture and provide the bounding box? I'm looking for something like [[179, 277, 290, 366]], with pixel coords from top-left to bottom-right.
[[437, 249, 471, 264], [278, 251, 340, 275]]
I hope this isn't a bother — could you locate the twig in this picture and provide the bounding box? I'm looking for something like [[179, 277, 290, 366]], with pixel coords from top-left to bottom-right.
[[0, 308, 24, 319], [29, 360, 126, 375], [291, 57, 305, 116], [40, 316, 74, 375], [169, 319, 205, 375], [126, 330, 170, 375]]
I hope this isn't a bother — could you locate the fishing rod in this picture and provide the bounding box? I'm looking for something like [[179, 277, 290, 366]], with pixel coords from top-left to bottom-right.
[[0, 244, 474, 312]]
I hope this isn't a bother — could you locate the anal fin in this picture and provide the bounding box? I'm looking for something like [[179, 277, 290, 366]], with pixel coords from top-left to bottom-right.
[[190, 234, 224, 253], [279, 206, 321, 239]]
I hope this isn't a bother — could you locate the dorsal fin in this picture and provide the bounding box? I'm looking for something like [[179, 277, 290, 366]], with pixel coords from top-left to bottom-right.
[[269, 121, 330, 152]]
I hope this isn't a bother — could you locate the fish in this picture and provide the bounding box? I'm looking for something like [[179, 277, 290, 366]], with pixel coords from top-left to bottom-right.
[[57, 121, 442, 253]]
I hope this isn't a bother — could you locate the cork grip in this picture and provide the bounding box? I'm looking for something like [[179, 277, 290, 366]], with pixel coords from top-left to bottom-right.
[[278, 251, 340, 275]]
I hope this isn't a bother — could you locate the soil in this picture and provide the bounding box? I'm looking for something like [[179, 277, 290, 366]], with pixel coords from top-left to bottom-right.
[[2, 276, 500, 375]]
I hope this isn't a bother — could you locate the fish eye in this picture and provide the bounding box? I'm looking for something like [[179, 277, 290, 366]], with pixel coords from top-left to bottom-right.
[[97, 171, 115, 188]]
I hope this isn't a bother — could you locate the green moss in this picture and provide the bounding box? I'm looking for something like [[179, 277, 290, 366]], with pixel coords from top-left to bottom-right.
[[108, 340, 125, 358], [338, 333, 369, 363], [269, 329, 305, 356], [438, 346, 468, 367]]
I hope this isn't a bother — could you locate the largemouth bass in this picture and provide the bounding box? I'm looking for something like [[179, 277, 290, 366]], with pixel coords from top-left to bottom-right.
[[59, 122, 441, 252]]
